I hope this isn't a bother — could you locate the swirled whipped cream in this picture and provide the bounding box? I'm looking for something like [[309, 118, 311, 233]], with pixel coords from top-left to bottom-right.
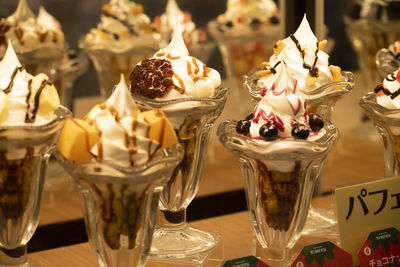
[[129, 28, 221, 99], [55, 75, 178, 166], [216, 0, 279, 34], [0, 0, 64, 55], [374, 68, 400, 109], [84, 76, 158, 167], [250, 62, 310, 139], [153, 0, 207, 49], [256, 15, 342, 93], [84, 0, 160, 53], [0, 42, 60, 127]]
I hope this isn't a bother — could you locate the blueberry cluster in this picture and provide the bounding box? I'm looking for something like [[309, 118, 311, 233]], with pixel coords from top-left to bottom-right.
[[235, 113, 324, 141]]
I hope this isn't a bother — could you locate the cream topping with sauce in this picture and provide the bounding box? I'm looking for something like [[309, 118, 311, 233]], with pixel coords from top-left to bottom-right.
[[0, 42, 59, 127], [1, 0, 64, 55], [374, 68, 400, 109], [85, 75, 160, 167], [250, 62, 309, 139], [151, 28, 221, 99], [257, 15, 336, 93], [84, 0, 160, 52]]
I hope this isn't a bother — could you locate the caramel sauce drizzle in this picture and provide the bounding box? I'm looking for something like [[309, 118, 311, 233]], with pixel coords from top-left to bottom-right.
[[173, 73, 185, 94], [166, 54, 180, 60], [289, 34, 319, 78], [2, 66, 24, 94], [25, 78, 52, 123], [155, 52, 166, 57]]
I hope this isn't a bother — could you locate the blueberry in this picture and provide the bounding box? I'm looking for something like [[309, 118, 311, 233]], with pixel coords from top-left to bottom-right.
[[308, 114, 324, 132], [225, 21, 233, 28], [270, 16, 279, 25], [291, 124, 310, 139], [250, 18, 261, 25], [259, 122, 278, 141], [246, 113, 254, 121], [236, 120, 251, 135]]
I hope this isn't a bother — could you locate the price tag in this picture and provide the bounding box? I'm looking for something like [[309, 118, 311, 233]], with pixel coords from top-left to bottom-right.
[[223, 255, 270, 267], [291, 241, 353, 267], [335, 176, 400, 265], [358, 227, 400, 267]]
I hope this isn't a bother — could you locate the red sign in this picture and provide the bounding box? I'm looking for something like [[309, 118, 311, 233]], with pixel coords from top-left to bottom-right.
[[358, 227, 400, 267], [291, 241, 353, 267]]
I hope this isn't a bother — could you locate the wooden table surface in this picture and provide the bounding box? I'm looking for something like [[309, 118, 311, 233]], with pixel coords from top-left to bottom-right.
[[29, 195, 338, 267]]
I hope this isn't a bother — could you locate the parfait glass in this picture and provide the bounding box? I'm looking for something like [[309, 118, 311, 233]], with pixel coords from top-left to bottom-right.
[[82, 45, 157, 99], [133, 87, 229, 260], [344, 2, 400, 139], [0, 106, 70, 266], [243, 70, 354, 234], [360, 93, 400, 177], [376, 47, 400, 79], [54, 144, 183, 267], [208, 20, 280, 119], [217, 120, 338, 266]]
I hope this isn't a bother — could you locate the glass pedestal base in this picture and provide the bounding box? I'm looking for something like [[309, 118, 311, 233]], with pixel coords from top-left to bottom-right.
[[302, 206, 337, 235], [149, 228, 223, 265], [252, 237, 291, 267]]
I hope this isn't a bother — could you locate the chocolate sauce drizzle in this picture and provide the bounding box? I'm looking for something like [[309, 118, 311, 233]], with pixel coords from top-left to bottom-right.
[[25, 79, 52, 123], [375, 83, 400, 100], [1, 66, 24, 94], [289, 34, 319, 78], [269, 61, 281, 74], [101, 10, 138, 37]]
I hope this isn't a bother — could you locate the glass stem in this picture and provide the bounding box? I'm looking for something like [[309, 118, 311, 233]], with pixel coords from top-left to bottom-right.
[[0, 246, 28, 266], [158, 209, 186, 230]]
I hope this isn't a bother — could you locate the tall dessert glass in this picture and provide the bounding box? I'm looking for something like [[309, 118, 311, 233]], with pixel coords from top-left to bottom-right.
[[134, 87, 229, 259], [360, 93, 400, 177], [218, 119, 338, 266], [0, 106, 70, 266], [243, 15, 354, 234], [55, 144, 183, 267]]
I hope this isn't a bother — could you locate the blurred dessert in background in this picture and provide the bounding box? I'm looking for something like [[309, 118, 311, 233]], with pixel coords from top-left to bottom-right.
[[208, 0, 280, 117], [82, 0, 161, 98], [344, 0, 400, 93], [376, 40, 400, 78], [152, 0, 213, 64]]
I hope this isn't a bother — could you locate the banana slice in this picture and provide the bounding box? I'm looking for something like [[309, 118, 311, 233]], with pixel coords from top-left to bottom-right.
[[273, 40, 286, 56], [329, 65, 342, 82], [318, 40, 328, 50], [305, 74, 318, 87], [29, 73, 60, 114], [0, 90, 9, 123]]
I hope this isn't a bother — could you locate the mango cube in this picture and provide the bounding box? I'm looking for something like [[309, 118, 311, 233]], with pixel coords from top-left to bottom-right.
[[141, 109, 178, 149], [57, 118, 100, 163]]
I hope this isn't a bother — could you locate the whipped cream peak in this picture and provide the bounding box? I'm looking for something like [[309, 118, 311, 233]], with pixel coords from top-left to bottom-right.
[[166, 0, 184, 20], [0, 41, 24, 82], [11, 0, 35, 22], [158, 26, 189, 57], [251, 62, 308, 138], [270, 61, 297, 96], [106, 74, 139, 118], [293, 14, 317, 49], [37, 6, 61, 30]]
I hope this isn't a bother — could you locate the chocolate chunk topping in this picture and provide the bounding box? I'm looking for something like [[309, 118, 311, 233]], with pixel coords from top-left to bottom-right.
[[129, 58, 177, 99]]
